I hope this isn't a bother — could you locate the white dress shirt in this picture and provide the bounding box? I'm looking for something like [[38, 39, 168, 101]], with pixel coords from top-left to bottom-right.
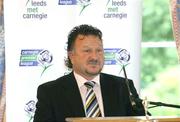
[[74, 71, 105, 117]]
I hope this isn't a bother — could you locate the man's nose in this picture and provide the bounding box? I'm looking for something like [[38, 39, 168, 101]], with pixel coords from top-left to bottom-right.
[[90, 51, 98, 59]]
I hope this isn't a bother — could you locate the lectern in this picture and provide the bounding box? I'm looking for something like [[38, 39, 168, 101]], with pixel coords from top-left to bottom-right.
[[66, 116, 180, 122]]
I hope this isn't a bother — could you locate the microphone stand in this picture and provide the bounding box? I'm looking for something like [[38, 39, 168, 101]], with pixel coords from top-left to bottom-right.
[[149, 101, 180, 109], [122, 65, 148, 116], [122, 65, 136, 107]]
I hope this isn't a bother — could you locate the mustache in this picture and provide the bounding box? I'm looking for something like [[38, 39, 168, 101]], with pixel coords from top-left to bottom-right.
[[88, 60, 100, 65]]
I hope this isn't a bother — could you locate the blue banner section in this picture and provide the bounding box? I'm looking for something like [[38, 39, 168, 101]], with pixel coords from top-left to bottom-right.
[[104, 48, 120, 65], [58, 0, 77, 5], [19, 49, 42, 66]]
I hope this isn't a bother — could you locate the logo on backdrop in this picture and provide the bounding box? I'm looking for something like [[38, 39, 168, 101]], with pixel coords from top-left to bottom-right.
[[78, 0, 91, 15], [23, 0, 48, 20], [19, 49, 53, 76], [58, 0, 127, 19], [58, 0, 77, 5], [58, 0, 92, 15], [24, 100, 36, 122], [104, 48, 129, 65], [104, 48, 130, 73], [104, 0, 127, 19]]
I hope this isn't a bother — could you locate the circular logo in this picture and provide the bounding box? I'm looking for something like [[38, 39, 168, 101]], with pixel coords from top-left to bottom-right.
[[115, 48, 130, 65]]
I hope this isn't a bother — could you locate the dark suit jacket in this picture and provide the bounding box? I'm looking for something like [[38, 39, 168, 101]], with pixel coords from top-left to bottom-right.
[[33, 72, 144, 122]]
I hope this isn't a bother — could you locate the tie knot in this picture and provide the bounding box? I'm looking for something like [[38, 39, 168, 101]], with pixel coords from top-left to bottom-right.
[[84, 81, 95, 89]]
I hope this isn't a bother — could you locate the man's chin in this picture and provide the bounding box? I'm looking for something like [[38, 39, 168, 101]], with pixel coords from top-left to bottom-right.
[[86, 69, 101, 76]]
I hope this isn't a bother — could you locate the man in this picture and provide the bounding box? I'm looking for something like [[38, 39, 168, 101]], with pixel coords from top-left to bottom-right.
[[33, 24, 145, 122]]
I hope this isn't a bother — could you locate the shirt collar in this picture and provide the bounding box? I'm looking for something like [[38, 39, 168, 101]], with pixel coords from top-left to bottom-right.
[[73, 71, 100, 88]]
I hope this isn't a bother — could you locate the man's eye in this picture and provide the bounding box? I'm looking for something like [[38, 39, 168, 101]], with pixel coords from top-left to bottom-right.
[[98, 49, 102, 52], [84, 50, 90, 52], [97, 49, 103, 53]]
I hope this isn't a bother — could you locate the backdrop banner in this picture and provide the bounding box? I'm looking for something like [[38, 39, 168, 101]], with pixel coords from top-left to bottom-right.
[[4, 0, 142, 121], [170, 0, 180, 62]]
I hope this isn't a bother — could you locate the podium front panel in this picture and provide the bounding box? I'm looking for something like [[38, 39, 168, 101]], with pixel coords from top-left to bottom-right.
[[66, 116, 180, 122]]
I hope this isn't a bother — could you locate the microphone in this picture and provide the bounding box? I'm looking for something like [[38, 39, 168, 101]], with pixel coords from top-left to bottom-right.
[[133, 97, 180, 109], [148, 101, 180, 109]]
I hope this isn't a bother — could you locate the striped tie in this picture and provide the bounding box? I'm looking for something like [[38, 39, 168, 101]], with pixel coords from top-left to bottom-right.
[[84, 81, 102, 117]]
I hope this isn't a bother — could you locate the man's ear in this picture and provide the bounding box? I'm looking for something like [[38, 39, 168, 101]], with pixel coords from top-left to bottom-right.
[[68, 51, 74, 61]]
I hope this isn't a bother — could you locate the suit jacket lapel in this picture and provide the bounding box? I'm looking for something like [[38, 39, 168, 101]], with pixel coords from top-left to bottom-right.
[[100, 73, 120, 116], [63, 72, 85, 117]]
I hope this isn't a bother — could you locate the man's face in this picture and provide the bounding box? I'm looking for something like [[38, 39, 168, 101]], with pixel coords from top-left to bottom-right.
[[69, 35, 104, 80]]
